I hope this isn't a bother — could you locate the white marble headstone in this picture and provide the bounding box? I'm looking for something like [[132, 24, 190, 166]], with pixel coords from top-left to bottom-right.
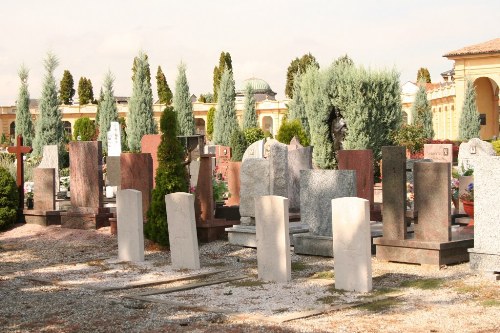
[[117, 189, 145, 262], [458, 138, 496, 171], [107, 121, 122, 157]]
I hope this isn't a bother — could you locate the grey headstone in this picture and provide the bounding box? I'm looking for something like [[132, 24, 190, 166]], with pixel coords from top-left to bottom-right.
[[406, 158, 432, 184], [269, 142, 288, 197], [458, 138, 496, 171], [106, 156, 121, 186], [300, 169, 356, 237], [288, 146, 313, 212], [38, 145, 59, 192], [239, 158, 270, 219], [242, 140, 264, 161]]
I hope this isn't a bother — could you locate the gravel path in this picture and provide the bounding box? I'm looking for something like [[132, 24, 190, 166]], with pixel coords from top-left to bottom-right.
[[1, 224, 499, 333]]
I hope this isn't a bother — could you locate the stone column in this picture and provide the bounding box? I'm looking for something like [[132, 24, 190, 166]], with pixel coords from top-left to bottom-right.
[[117, 189, 144, 262]]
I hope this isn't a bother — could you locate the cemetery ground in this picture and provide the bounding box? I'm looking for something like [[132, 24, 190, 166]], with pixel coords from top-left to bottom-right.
[[1, 224, 499, 333]]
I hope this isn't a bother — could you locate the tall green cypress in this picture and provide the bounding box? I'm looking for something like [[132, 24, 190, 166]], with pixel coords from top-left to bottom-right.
[[242, 83, 257, 130], [213, 52, 232, 102], [411, 83, 434, 139], [59, 70, 75, 105], [156, 66, 172, 105], [32, 53, 64, 156], [15, 65, 34, 147], [287, 71, 309, 139], [173, 62, 195, 136], [127, 51, 156, 152], [206, 106, 215, 141], [97, 71, 118, 153], [78, 77, 94, 105], [459, 80, 481, 141], [95, 87, 104, 125], [213, 68, 238, 146]]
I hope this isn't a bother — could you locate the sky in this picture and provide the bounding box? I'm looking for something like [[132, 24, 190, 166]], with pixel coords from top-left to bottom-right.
[[0, 0, 499, 105]]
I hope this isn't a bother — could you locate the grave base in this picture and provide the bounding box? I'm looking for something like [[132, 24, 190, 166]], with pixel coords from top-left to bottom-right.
[[374, 226, 474, 267], [197, 218, 239, 243], [23, 210, 63, 226], [468, 249, 500, 272], [226, 222, 309, 248], [293, 222, 384, 257], [61, 208, 112, 230]]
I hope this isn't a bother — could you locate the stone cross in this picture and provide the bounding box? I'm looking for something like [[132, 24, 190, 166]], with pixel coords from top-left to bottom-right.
[[7, 135, 32, 211]]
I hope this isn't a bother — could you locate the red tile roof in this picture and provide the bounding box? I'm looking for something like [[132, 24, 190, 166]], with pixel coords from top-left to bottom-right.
[[444, 38, 500, 57]]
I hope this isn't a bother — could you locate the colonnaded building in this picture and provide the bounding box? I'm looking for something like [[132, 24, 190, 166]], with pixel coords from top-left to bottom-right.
[[1, 38, 499, 143]]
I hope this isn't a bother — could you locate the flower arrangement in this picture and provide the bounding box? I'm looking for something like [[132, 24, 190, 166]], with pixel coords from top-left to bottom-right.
[[24, 182, 34, 199], [459, 182, 474, 202], [451, 177, 459, 200], [213, 179, 230, 203]]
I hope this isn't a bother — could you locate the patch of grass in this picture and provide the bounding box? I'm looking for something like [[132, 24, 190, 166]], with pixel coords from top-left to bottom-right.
[[326, 285, 347, 295], [229, 280, 266, 288], [317, 295, 339, 305], [481, 300, 500, 307], [370, 287, 398, 296], [400, 278, 443, 290], [291, 262, 309, 272], [310, 270, 334, 279], [357, 298, 401, 312]]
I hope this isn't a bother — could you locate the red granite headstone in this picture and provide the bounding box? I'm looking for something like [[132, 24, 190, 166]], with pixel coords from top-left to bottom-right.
[[338, 150, 374, 209], [120, 152, 153, 222], [226, 161, 241, 206], [215, 145, 231, 180], [141, 134, 161, 187]]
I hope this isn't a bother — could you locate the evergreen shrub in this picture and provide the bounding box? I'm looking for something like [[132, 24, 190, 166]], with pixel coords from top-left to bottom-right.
[[73, 117, 96, 141], [276, 119, 310, 146], [230, 128, 247, 162], [392, 124, 426, 154], [0, 167, 18, 230], [243, 127, 265, 145]]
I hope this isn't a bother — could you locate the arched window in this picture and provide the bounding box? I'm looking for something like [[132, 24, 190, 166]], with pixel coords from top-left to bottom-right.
[[9, 121, 15, 137], [63, 121, 72, 136]]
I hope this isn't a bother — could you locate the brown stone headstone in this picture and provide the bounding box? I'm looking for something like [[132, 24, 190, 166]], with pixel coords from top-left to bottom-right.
[[120, 153, 153, 221], [33, 168, 55, 211], [226, 161, 241, 206], [414, 162, 451, 242], [215, 145, 231, 180], [381, 146, 407, 240], [141, 134, 161, 187], [338, 149, 374, 209], [69, 141, 103, 209]]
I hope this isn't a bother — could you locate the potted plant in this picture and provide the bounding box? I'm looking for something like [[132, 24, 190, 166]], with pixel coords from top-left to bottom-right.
[[459, 182, 474, 225]]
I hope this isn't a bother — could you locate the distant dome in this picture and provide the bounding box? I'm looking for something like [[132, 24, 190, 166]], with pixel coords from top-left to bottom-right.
[[236, 77, 277, 101]]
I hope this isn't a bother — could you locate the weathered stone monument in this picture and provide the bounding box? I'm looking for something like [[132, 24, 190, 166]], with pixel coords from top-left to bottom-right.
[[468, 156, 500, 278], [332, 197, 372, 292], [166, 192, 200, 270], [458, 138, 496, 171], [117, 189, 144, 262], [23, 168, 62, 226], [293, 169, 356, 257], [61, 141, 111, 229], [38, 145, 59, 193], [256, 195, 291, 283], [375, 149, 474, 267]]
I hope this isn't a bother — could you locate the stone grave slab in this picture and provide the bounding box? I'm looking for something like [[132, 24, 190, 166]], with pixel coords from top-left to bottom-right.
[[338, 149, 374, 209], [38, 145, 59, 192], [23, 168, 62, 226], [117, 189, 144, 262], [120, 153, 153, 222], [287, 143, 312, 213], [141, 134, 161, 188]]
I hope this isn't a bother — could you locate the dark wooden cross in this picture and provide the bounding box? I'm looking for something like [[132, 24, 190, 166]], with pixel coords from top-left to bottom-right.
[[7, 135, 32, 212]]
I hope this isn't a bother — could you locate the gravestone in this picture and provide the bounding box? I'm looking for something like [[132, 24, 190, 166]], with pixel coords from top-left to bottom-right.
[[255, 195, 290, 283], [120, 153, 153, 222], [287, 141, 313, 213], [338, 150, 374, 209], [332, 197, 372, 292], [293, 169, 356, 257], [424, 143, 453, 165], [269, 142, 288, 197], [238, 159, 269, 221], [141, 134, 161, 188], [226, 161, 241, 206], [117, 189, 144, 262], [38, 145, 59, 192], [458, 138, 496, 171], [242, 139, 264, 161], [166, 192, 200, 270], [61, 141, 111, 229], [375, 159, 474, 267], [23, 168, 61, 226], [214, 145, 231, 180], [107, 121, 122, 157], [406, 158, 432, 185], [469, 156, 500, 276], [106, 156, 121, 186]]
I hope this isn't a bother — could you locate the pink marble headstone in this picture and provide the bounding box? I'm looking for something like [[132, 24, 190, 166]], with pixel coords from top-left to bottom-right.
[[141, 134, 161, 187], [121, 153, 153, 222]]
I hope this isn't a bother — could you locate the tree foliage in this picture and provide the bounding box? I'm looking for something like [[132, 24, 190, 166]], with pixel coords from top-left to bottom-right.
[[59, 70, 75, 105], [243, 127, 265, 145], [0, 167, 18, 230], [33, 52, 64, 156], [213, 51, 232, 102], [156, 66, 172, 105], [411, 83, 434, 139], [95, 87, 104, 125], [173, 62, 195, 136], [77, 77, 95, 105], [198, 93, 214, 103], [276, 119, 310, 146], [459, 80, 481, 141], [206, 107, 215, 141], [118, 117, 129, 152], [15, 65, 34, 147], [230, 127, 247, 162], [73, 117, 96, 141], [287, 71, 309, 139], [416, 67, 431, 83], [97, 71, 118, 153], [242, 83, 257, 129], [285, 53, 319, 98], [392, 124, 426, 154], [127, 51, 156, 152], [213, 68, 238, 146], [145, 106, 188, 246]]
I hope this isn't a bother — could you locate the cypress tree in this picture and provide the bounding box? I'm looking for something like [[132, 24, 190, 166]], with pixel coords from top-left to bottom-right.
[[416, 67, 431, 83], [145, 106, 188, 246], [206, 106, 215, 141], [32, 52, 64, 156], [78, 77, 94, 105], [97, 71, 118, 153], [411, 83, 434, 139], [127, 51, 156, 152], [285, 53, 319, 98], [15, 65, 34, 147], [213, 68, 238, 146], [173, 62, 195, 136], [287, 71, 309, 139], [242, 83, 257, 130], [59, 70, 75, 105], [156, 66, 172, 105], [459, 80, 481, 141], [213, 52, 232, 102], [95, 87, 104, 125], [229, 128, 247, 162]]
